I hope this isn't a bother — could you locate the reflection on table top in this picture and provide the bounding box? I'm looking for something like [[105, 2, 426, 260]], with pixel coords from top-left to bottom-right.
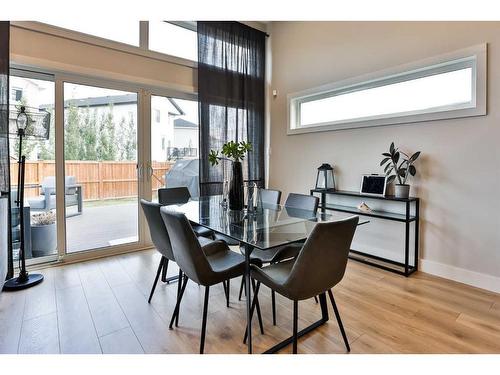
[[166, 195, 364, 250]]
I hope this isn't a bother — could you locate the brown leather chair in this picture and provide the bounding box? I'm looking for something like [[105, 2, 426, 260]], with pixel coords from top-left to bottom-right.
[[248, 216, 359, 353], [160, 208, 264, 354]]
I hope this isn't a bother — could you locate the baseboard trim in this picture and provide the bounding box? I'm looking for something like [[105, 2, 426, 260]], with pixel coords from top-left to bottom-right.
[[420, 259, 500, 293]]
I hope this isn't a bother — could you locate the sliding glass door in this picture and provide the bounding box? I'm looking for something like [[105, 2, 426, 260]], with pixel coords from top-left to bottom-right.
[[63, 82, 139, 253]]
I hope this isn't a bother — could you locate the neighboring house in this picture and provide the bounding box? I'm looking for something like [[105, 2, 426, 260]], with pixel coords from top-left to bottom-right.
[[38, 93, 198, 162]]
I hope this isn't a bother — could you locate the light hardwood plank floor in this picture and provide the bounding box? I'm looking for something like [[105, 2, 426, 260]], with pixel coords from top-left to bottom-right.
[[1, 249, 499, 354]]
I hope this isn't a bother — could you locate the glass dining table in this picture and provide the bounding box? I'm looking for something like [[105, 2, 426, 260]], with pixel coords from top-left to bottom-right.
[[168, 195, 366, 353]]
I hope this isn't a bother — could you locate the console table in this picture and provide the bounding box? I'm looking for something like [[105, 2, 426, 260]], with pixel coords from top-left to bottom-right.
[[310, 188, 419, 276]]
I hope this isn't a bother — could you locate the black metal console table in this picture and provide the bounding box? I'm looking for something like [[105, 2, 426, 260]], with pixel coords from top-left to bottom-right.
[[310, 188, 419, 276]]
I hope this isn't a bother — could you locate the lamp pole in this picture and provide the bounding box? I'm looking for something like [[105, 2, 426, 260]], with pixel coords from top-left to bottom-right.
[[4, 106, 44, 290]]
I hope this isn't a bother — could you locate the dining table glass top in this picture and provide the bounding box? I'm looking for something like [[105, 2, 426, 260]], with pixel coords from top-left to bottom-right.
[[166, 195, 364, 250]]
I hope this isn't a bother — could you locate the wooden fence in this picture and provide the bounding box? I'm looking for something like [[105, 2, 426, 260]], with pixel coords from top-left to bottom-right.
[[10, 160, 173, 201]]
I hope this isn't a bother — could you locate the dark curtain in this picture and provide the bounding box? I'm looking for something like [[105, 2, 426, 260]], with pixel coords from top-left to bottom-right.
[[198, 21, 266, 195], [0, 22, 12, 279], [0, 22, 9, 194]]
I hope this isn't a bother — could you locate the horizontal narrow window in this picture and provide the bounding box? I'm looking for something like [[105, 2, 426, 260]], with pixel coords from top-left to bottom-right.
[[288, 44, 486, 134]]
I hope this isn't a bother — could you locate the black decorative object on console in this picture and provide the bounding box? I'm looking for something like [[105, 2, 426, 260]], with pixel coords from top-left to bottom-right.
[[315, 163, 335, 190]]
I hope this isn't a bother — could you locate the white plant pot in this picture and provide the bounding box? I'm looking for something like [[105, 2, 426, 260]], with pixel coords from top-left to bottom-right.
[[394, 184, 410, 199]]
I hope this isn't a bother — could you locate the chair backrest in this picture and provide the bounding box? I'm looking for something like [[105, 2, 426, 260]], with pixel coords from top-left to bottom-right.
[[284, 216, 359, 300], [160, 208, 213, 285], [40, 176, 77, 195], [140, 199, 175, 261], [158, 187, 191, 206], [260, 188, 282, 205], [284, 193, 319, 214]]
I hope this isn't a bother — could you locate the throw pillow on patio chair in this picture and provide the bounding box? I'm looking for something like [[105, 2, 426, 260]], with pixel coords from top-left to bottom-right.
[[28, 176, 83, 216]]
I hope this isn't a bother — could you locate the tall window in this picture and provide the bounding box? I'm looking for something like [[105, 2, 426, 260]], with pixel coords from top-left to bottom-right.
[[47, 20, 140, 46], [149, 22, 197, 61], [288, 45, 486, 134]]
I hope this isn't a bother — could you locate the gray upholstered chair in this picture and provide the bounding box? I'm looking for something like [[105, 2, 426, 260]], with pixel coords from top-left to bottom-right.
[[141, 199, 213, 304], [159, 208, 264, 354], [239, 192, 320, 326], [158, 187, 213, 239], [28, 176, 82, 216], [248, 216, 359, 354]]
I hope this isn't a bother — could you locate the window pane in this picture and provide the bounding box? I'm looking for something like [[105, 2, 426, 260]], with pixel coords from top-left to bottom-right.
[[64, 83, 138, 253], [46, 21, 139, 46], [300, 67, 473, 127], [149, 22, 197, 61], [151, 96, 199, 202], [9, 75, 56, 262]]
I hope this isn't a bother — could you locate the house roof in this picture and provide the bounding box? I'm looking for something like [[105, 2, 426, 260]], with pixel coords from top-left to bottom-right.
[[40, 95, 186, 116], [174, 118, 198, 129]]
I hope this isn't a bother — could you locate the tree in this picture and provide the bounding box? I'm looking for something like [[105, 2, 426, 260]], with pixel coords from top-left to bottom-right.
[[97, 105, 117, 161], [117, 115, 137, 161], [64, 103, 82, 160]]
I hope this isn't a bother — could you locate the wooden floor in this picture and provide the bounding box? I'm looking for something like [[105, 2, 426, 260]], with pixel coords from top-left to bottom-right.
[[1, 249, 499, 354]]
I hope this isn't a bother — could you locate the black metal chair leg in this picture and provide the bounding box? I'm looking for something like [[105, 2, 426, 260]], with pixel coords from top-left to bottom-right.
[[313, 295, 318, 303], [238, 277, 245, 301], [148, 257, 165, 303], [200, 286, 210, 354], [175, 269, 183, 326], [243, 281, 263, 344], [292, 300, 298, 354], [252, 279, 264, 334], [328, 289, 350, 352], [169, 275, 188, 329], [271, 290, 277, 325], [226, 279, 230, 307], [161, 258, 169, 282]]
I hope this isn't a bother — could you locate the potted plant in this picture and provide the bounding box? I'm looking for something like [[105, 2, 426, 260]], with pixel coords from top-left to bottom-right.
[[209, 141, 252, 210], [380, 142, 421, 199], [31, 210, 57, 258]]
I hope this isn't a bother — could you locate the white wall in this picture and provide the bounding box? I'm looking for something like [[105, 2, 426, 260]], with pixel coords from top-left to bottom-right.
[[268, 21, 500, 292]]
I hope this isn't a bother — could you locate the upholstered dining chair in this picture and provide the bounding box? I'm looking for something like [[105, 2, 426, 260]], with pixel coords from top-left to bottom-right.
[[247, 216, 359, 353], [158, 187, 214, 239], [141, 199, 213, 304], [160, 208, 264, 354], [239, 192, 320, 326]]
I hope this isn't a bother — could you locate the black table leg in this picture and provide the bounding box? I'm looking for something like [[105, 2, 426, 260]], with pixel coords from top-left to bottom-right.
[[243, 243, 253, 354]]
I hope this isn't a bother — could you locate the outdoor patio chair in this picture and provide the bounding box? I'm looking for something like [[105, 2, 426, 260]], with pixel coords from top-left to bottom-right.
[[27, 176, 83, 216]]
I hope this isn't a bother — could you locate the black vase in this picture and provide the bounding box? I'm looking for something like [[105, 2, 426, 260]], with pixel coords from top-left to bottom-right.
[[229, 161, 244, 211]]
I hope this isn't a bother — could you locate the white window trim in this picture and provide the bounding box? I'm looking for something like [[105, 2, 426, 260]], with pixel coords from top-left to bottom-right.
[[287, 43, 487, 135], [10, 21, 198, 69]]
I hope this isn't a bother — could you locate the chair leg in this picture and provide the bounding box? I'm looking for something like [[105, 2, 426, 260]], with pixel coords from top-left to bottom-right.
[[169, 275, 188, 329], [226, 279, 230, 307], [313, 295, 318, 303], [200, 286, 210, 354], [238, 277, 245, 301], [161, 258, 169, 282], [328, 289, 350, 352], [148, 257, 165, 303], [271, 290, 277, 325], [175, 269, 183, 327], [292, 300, 298, 354], [252, 279, 264, 334], [243, 280, 263, 343]]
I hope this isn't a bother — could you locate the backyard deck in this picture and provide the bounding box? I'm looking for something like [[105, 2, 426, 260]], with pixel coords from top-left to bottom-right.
[[66, 202, 138, 253]]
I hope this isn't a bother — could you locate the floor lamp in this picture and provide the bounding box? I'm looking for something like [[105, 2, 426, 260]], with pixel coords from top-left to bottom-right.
[[4, 106, 44, 290]]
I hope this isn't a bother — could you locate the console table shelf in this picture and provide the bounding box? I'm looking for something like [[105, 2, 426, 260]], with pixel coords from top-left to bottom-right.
[[310, 188, 419, 276]]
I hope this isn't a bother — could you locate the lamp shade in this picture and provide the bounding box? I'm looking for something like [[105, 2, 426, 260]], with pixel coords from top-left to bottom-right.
[[16, 107, 28, 131], [315, 163, 335, 190]]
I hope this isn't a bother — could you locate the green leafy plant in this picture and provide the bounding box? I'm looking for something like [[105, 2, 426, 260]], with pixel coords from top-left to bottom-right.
[[380, 142, 421, 185], [209, 141, 252, 166]]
